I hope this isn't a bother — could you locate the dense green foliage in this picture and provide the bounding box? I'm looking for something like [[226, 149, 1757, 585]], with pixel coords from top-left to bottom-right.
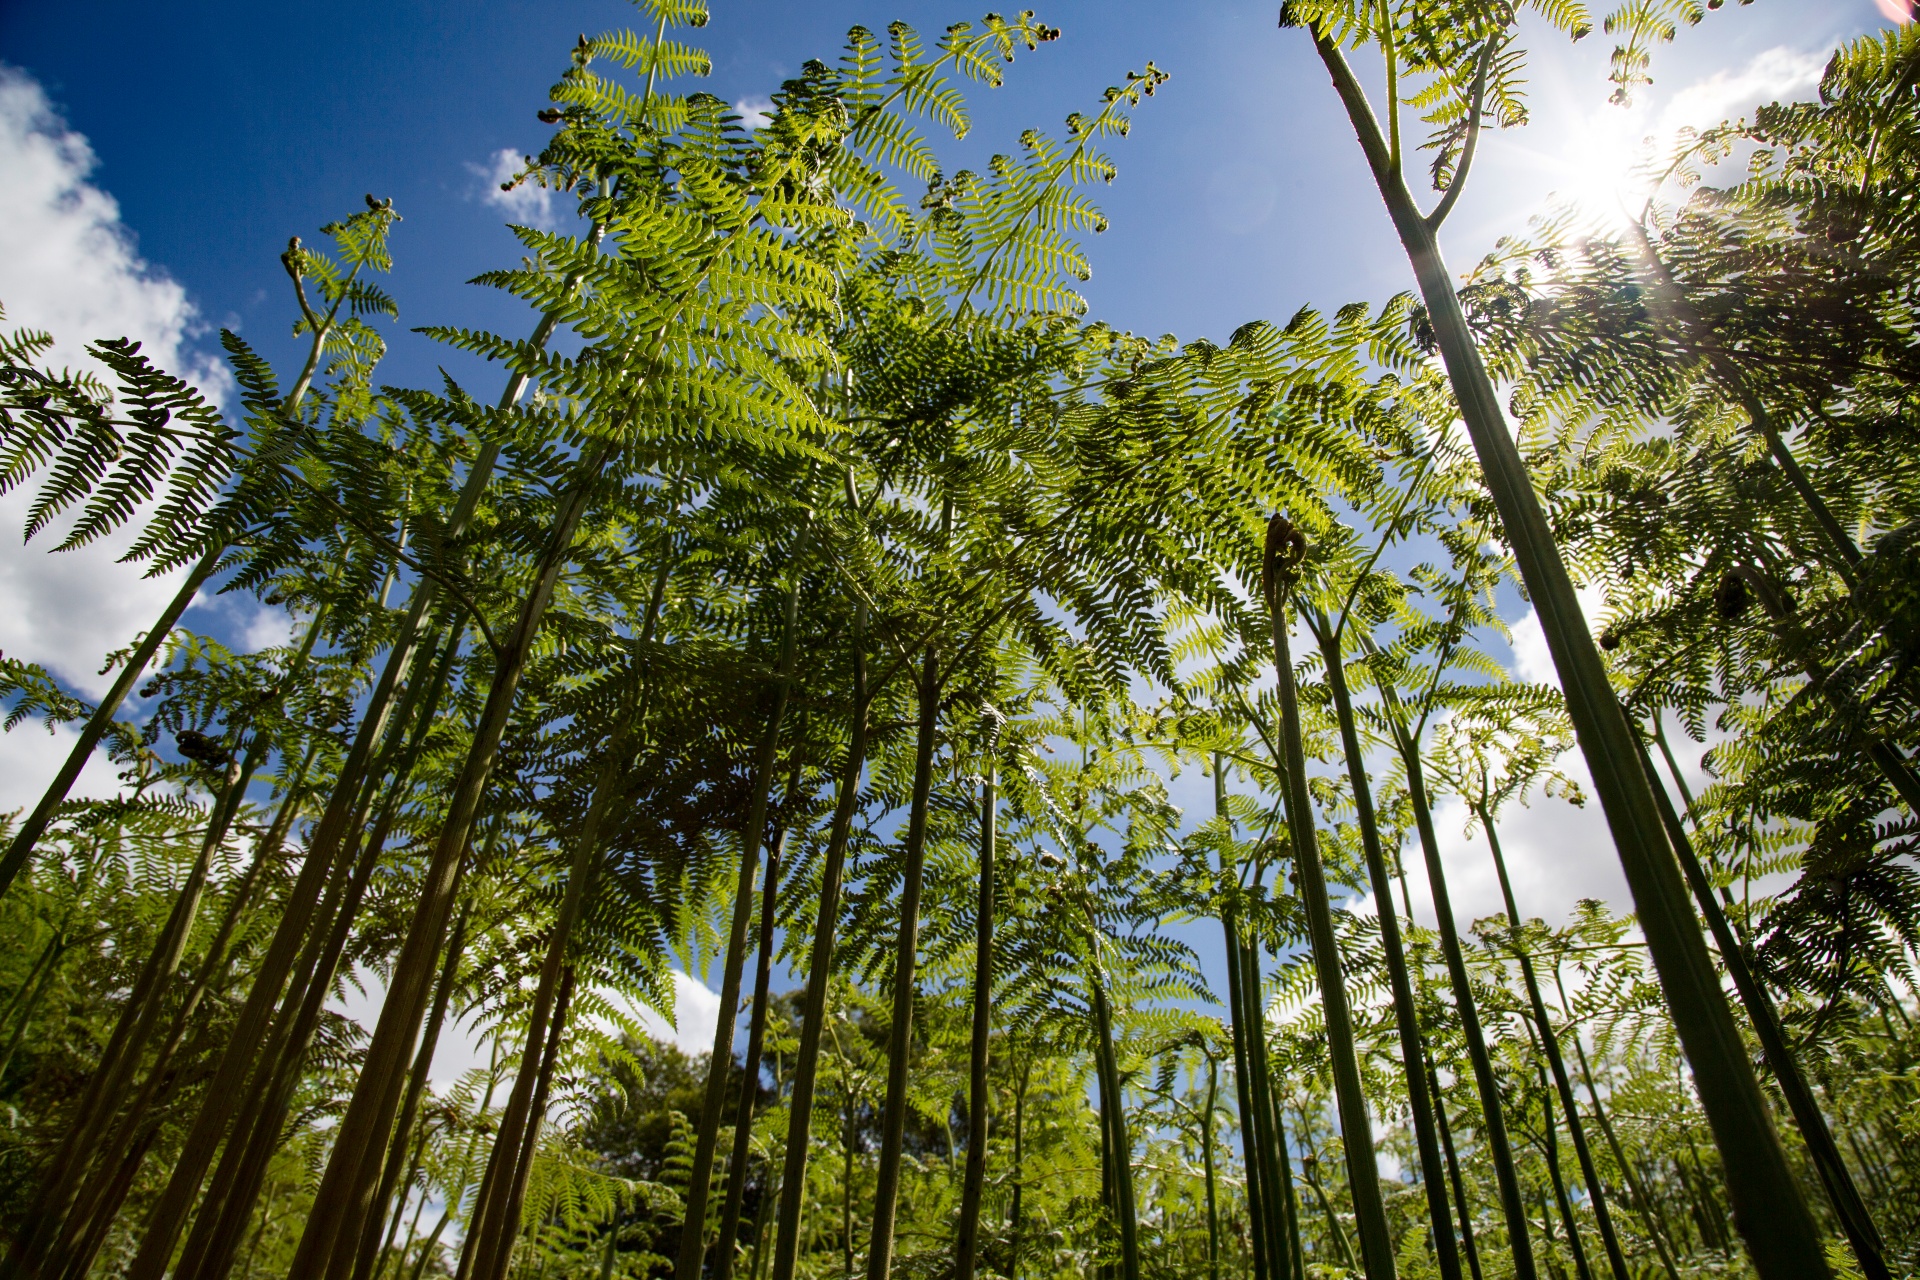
[[1, 5, 1916, 1280]]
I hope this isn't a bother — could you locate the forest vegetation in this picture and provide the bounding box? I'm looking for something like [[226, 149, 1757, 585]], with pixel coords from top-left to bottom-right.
[[1, 2, 1917, 1279]]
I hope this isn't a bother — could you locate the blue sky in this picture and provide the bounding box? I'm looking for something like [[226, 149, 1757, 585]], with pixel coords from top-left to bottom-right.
[[0, 0, 1906, 1060], [1, 0, 1891, 390]]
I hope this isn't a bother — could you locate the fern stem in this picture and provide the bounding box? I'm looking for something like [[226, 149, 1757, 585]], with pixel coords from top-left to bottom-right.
[[1312, 607, 1461, 1280], [1477, 804, 1631, 1280], [352, 905, 471, 1280], [681, 565, 807, 1280], [1633, 735, 1893, 1280], [1305, 24, 1833, 1277], [714, 806, 794, 1280], [954, 760, 997, 1280], [1222, 894, 1276, 1280], [1378, 672, 1539, 1280], [1263, 569, 1396, 1279], [770, 600, 868, 1280], [864, 644, 940, 1280]]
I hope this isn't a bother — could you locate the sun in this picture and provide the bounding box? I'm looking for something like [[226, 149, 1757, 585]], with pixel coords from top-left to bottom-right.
[[1540, 103, 1665, 232]]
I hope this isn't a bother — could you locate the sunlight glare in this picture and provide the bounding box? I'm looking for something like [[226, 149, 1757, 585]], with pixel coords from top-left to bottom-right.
[[1540, 46, 1830, 231]]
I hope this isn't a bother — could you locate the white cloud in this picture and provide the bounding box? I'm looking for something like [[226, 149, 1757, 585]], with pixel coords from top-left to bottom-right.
[[627, 970, 723, 1058], [0, 64, 225, 815], [0, 721, 127, 815], [332, 967, 723, 1090], [237, 600, 295, 652], [1658, 46, 1827, 136], [471, 147, 555, 229], [0, 66, 224, 383], [1507, 581, 1611, 690], [733, 97, 774, 131]]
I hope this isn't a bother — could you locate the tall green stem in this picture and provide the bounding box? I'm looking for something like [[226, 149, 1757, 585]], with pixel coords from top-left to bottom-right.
[[1222, 897, 1274, 1280], [1262, 546, 1394, 1279], [353, 907, 470, 1280], [1429, 1063, 1485, 1280], [1532, 1052, 1596, 1280], [1312, 609, 1460, 1280], [1217, 759, 1289, 1280], [1305, 28, 1830, 1276], [680, 574, 805, 1280], [287, 436, 611, 1280], [955, 760, 997, 1280], [1372, 670, 1537, 1278], [1202, 1053, 1221, 1280], [770, 604, 868, 1280], [1633, 737, 1892, 1280], [1562, 979, 1685, 1280], [1478, 806, 1631, 1280], [1240, 932, 1298, 1280], [715, 812, 791, 1280], [865, 645, 940, 1280], [1087, 940, 1141, 1280]]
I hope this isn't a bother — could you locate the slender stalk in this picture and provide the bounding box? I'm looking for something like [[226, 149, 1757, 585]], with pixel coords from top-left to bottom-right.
[[1312, 608, 1460, 1280], [1305, 26, 1832, 1276], [1240, 931, 1297, 1280], [195, 796, 420, 1280], [1295, 1139, 1358, 1273], [287, 435, 613, 1280], [42, 609, 332, 1278], [1532, 1052, 1596, 1280], [53, 766, 293, 1277], [1377, 672, 1539, 1279], [374, 1130, 430, 1280], [1202, 1053, 1221, 1280], [1430, 1065, 1485, 1280], [955, 761, 997, 1280], [352, 906, 470, 1280], [1479, 806, 1631, 1280], [1222, 899, 1273, 1280], [1633, 737, 1892, 1279], [478, 968, 575, 1280], [1270, 1075, 1306, 1280], [1563, 986, 1684, 1280], [126, 607, 452, 1280], [770, 605, 869, 1280], [714, 813, 793, 1280], [1216, 757, 1284, 1280], [681, 574, 806, 1280], [1087, 948, 1141, 1280], [0, 216, 391, 906], [1009, 1059, 1028, 1280], [865, 645, 940, 1280], [177, 619, 466, 1280], [1262, 531, 1394, 1279]]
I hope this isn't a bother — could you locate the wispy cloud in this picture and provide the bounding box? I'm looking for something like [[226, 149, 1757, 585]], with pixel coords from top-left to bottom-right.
[[470, 146, 556, 228], [1658, 45, 1827, 136], [733, 96, 774, 130]]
